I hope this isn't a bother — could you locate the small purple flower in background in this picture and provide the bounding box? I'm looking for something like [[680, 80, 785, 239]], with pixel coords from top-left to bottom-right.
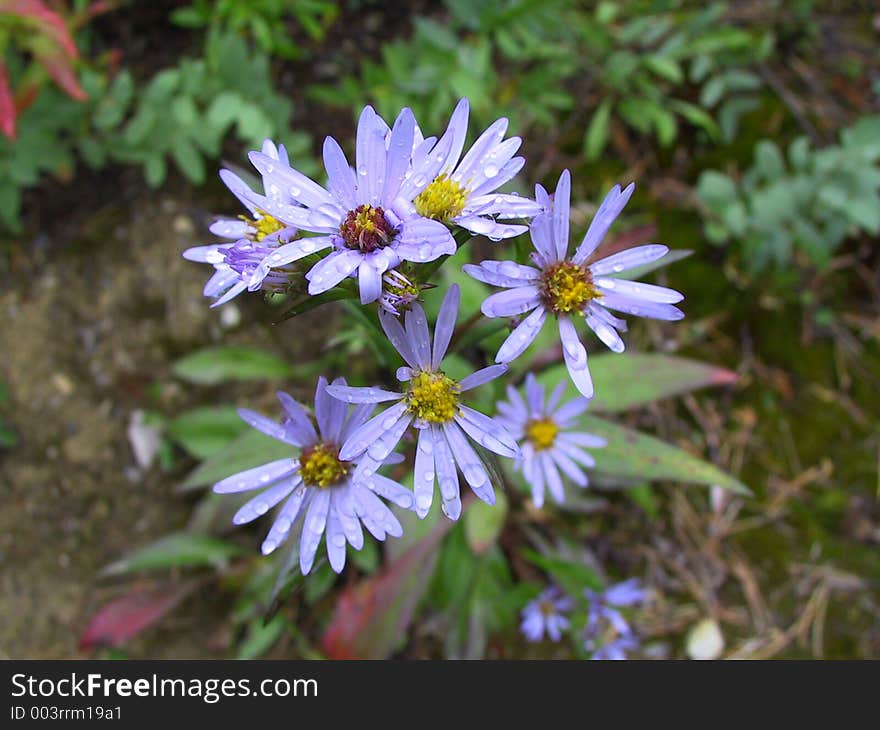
[[238, 105, 456, 305], [496, 373, 606, 508], [398, 98, 543, 240], [212, 378, 414, 575], [183, 139, 300, 307], [584, 578, 648, 660], [326, 284, 520, 521], [464, 169, 684, 398], [520, 587, 573, 642]]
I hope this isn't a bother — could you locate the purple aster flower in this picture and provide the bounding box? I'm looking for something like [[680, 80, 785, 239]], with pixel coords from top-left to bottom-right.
[[398, 98, 543, 240], [212, 377, 415, 575], [235, 106, 456, 305], [183, 139, 301, 307], [584, 578, 648, 659], [325, 284, 521, 521], [496, 373, 606, 508], [589, 634, 640, 661], [520, 587, 573, 642], [464, 169, 685, 398]]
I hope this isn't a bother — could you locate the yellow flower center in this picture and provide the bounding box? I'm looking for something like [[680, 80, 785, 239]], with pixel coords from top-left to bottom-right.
[[299, 442, 349, 488], [406, 371, 461, 424], [539, 261, 600, 314], [239, 212, 285, 242], [526, 418, 558, 451], [413, 174, 468, 222], [539, 600, 557, 617]]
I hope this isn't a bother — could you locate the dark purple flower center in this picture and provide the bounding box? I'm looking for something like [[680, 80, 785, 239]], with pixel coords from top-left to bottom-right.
[[340, 205, 396, 253]]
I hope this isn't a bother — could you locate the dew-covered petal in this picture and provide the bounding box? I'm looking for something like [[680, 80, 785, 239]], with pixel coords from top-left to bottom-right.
[[529, 209, 557, 265], [208, 219, 249, 240], [184, 242, 234, 262], [232, 478, 296, 525], [596, 292, 685, 321], [323, 136, 357, 210], [459, 364, 508, 391], [431, 424, 461, 510], [306, 249, 363, 295], [379, 307, 420, 369], [339, 400, 408, 461], [213, 458, 298, 494], [495, 306, 546, 363], [552, 169, 572, 262], [481, 286, 540, 318], [276, 391, 318, 445], [413, 427, 436, 517], [588, 244, 669, 276], [396, 217, 456, 259], [209, 280, 247, 308], [358, 255, 384, 304], [463, 260, 540, 288], [466, 193, 543, 219], [315, 376, 348, 443], [455, 406, 520, 459], [432, 284, 460, 368], [260, 481, 308, 554], [355, 106, 388, 206], [558, 316, 593, 399], [248, 151, 335, 210], [325, 509, 348, 573], [332, 486, 364, 550], [299, 489, 330, 574], [365, 409, 413, 462], [454, 117, 509, 184], [382, 108, 416, 203], [594, 277, 683, 303], [326, 384, 402, 404], [404, 303, 432, 369], [573, 182, 636, 265], [365, 474, 414, 511], [237, 408, 301, 446], [586, 307, 625, 353], [468, 156, 527, 199], [442, 422, 496, 506], [219, 168, 259, 214], [454, 216, 528, 241]]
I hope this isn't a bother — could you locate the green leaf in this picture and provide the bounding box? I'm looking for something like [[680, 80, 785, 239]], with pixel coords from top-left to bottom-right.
[[584, 99, 613, 161], [166, 406, 249, 459], [464, 491, 508, 554], [582, 414, 751, 495], [237, 616, 285, 659], [101, 533, 244, 576], [180, 427, 294, 491], [537, 354, 736, 412], [172, 346, 297, 385], [522, 549, 603, 596]]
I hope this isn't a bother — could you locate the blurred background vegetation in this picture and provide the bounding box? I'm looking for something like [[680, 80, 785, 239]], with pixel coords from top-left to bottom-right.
[[0, 0, 877, 659]]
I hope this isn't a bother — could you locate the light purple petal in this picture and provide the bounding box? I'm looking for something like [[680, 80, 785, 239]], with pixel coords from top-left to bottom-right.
[[463, 260, 540, 288], [495, 306, 546, 363], [558, 431, 606, 449], [299, 489, 330, 574], [441, 421, 495, 506], [379, 308, 420, 369], [323, 136, 357, 210], [432, 284, 460, 368], [261, 481, 307, 554], [454, 216, 528, 241], [454, 117, 509, 184], [306, 249, 363, 295], [276, 391, 318, 445], [382, 108, 416, 203], [459, 364, 508, 391], [213, 459, 298, 494], [573, 183, 636, 265], [232, 479, 296, 525], [588, 244, 669, 276], [558, 316, 593, 399], [365, 474, 414, 511], [594, 277, 683, 303], [481, 286, 540, 318], [396, 217, 456, 260], [355, 106, 387, 206], [248, 151, 336, 210], [552, 169, 572, 262], [237, 408, 301, 447], [466, 193, 543, 219], [326, 384, 402, 404], [315, 376, 346, 443], [404, 303, 432, 369], [596, 293, 685, 321], [524, 372, 544, 417], [358, 255, 384, 304], [454, 406, 520, 458], [324, 509, 347, 573], [339, 400, 407, 461], [550, 447, 588, 487], [413, 427, 435, 517], [431, 425, 462, 520]]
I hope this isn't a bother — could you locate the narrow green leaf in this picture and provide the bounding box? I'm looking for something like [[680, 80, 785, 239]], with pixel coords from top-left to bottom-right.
[[101, 533, 244, 576], [584, 99, 613, 161], [172, 346, 296, 385], [166, 406, 249, 459], [464, 491, 508, 554], [582, 414, 751, 495]]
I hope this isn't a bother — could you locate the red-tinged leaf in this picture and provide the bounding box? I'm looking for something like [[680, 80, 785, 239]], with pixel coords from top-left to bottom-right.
[[1, 0, 79, 58], [79, 584, 194, 651], [35, 47, 87, 101], [0, 64, 16, 139], [322, 507, 460, 659]]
